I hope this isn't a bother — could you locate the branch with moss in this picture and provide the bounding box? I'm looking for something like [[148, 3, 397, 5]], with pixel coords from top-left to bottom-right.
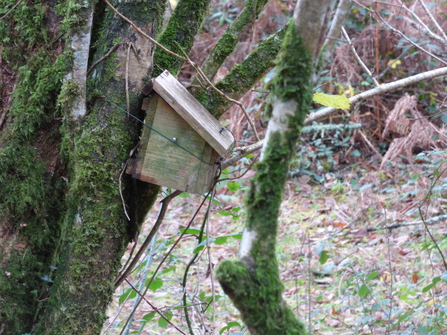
[[152, 0, 212, 77], [215, 1, 337, 333], [200, 0, 269, 81], [194, 23, 288, 118]]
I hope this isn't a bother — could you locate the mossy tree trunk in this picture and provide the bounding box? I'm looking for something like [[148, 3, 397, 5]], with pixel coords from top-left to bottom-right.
[[0, 0, 209, 333], [215, 1, 340, 334]]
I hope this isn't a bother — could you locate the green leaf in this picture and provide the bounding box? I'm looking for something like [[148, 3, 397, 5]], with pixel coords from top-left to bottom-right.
[[214, 236, 229, 245], [358, 284, 371, 297], [161, 266, 176, 274], [158, 316, 168, 328], [366, 271, 379, 281], [147, 278, 163, 292], [179, 228, 202, 235], [142, 311, 156, 322], [227, 181, 241, 192], [422, 276, 441, 292], [217, 210, 233, 216], [319, 250, 328, 264], [119, 288, 137, 304], [313, 92, 351, 109], [178, 192, 190, 198]]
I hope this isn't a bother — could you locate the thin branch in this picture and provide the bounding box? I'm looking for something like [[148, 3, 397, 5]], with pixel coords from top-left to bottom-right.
[[125, 42, 132, 116], [0, 0, 23, 20], [395, 1, 446, 45], [341, 26, 379, 86], [119, 162, 131, 221], [366, 214, 447, 232], [417, 0, 447, 43], [376, 10, 447, 66], [125, 279, 187, 335], [306, 66, 447, 124], [87, 43, 121, 77], [223, 66, 447, 166], [178, 44, 261, 141], [114, 190, 182, 288], [324, 0, 351, 52]]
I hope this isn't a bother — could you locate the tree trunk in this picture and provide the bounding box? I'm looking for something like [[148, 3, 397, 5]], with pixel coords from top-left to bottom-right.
[[0, 1, 164, 333], [215, 1, 338, 334]]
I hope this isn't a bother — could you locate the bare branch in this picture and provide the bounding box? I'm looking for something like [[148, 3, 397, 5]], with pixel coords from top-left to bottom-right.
[[342, 26, 380, 86], [87, 43, 121, 77], [307, 66, 447, 124], [417, 0, 447, 43], [324, 0, 351, 51], [375, 10, 447, 66]]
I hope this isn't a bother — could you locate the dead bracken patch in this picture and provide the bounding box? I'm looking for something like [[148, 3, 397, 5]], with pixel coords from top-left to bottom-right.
[[380, 94, 447, 170]]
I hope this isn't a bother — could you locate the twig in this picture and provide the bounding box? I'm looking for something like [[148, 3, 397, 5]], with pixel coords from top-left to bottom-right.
[[356, 129, 382, 160], [0, 0, 23, 20], [174, 41, 260, 141], [366, 214, 447, 232], [222, 140, 264, 169], [121, 189, 213, 330], [102, 0, 187, 62], [87, 43, 121, 77], [341, 26, 379, 86], [306, 66, 447, 124], [125, 43, 132, 116], [124, 279, 187, 335], [0, 109, 8, 129], [118, 162, 131, 221], [375, 10, 447, 66], [218, 153, 260, 182], [394, 1, 446, 45], [417, 0, 447, 43], [114, 190, 182, 288]]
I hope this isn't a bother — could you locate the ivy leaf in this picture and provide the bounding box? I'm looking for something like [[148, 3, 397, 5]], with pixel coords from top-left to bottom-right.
[[313, 92, 351, 110]]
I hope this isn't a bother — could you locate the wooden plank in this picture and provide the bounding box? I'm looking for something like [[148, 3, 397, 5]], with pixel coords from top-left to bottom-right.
[[152, 70, 234, 157], [135, 98, 216, 193]]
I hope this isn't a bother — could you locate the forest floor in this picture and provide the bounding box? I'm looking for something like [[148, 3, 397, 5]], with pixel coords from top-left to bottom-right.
[[106, 161, 447, 335]]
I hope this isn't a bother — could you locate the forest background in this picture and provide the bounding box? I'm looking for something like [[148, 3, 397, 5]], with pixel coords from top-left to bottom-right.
[[1, 0, 447, 334]]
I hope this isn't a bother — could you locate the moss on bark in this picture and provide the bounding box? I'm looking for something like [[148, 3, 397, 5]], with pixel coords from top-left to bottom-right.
[[32, 1, 165, 333], [215, 21, 314, 335], [0, 0, 164, 333], [201, 0, 269, 80], [152, 0, 212, 77], [194, 24, 288, 118]]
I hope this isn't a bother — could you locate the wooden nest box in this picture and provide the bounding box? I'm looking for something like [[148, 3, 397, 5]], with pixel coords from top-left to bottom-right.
[[127, 70, 233, 194]]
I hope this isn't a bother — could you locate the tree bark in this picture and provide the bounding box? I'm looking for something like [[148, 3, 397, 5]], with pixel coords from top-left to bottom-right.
[[215, 1, 338, 334]]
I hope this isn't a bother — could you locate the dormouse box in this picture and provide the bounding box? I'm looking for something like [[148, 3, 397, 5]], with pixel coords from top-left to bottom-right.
[[126, 70, 233, 194]]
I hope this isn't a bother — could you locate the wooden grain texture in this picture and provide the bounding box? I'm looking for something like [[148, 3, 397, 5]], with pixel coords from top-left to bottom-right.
[[153, 70, 233, 156], [128, 95, 218, 194]]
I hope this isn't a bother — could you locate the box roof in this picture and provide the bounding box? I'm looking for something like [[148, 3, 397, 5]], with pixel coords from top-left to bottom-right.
[[151, 70, 234, 157]]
